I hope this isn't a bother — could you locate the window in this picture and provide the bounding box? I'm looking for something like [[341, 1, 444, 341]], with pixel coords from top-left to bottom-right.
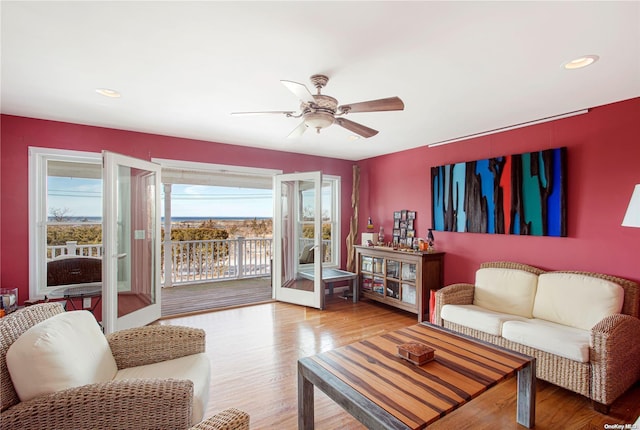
[[298, 175, 340, 268], [29, 147, 102, 298]]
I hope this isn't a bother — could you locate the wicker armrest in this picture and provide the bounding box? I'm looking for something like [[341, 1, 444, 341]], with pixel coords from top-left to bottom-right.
[[0, 379, 194, 430], [433, 283, 475, 326], [107, 325, 206, 369], [190, 408, 251, 430], [590, 313, 640, 406]]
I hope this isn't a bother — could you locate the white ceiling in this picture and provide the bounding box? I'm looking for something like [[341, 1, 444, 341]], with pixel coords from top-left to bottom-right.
[[2, 1, 639, 161]]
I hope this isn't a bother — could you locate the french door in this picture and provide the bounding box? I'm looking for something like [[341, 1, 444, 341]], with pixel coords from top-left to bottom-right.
[[273, 172, 323, 309], [102, 151, 161, 334]]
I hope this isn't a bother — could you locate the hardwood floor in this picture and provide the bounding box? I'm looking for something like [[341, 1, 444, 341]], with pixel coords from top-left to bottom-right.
[[159, 296, 640, 429]]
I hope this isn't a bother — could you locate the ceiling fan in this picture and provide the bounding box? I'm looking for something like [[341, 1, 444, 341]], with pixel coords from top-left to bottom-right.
[[231, 74, 404, 138]]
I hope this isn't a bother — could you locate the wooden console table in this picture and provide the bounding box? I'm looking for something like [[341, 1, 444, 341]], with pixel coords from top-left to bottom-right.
[[355, 246, 444, 321]]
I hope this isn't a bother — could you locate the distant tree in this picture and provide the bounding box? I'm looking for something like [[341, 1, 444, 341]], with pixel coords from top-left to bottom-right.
[[49, 207, 72, 222], [249, 218, 270, 237]]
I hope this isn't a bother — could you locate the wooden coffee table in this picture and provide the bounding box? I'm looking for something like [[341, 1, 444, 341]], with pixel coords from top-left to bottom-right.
[[298, 323, 535, 429]]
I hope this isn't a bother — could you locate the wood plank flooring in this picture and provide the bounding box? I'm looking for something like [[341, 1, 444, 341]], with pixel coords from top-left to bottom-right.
[[161, 277, 272, 317], [159, 296, 640, 429]]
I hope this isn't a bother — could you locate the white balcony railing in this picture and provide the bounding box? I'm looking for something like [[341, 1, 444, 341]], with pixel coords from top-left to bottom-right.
[[47, 238, 273, 286]]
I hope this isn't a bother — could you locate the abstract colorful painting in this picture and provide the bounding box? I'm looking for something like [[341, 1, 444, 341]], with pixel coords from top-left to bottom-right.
[[431, 147, 566, 236]]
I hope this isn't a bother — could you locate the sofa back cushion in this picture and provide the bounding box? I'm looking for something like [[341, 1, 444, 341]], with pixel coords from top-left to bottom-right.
[[472, 268, 539, 318], [532, 272, 624, 330], [6, 310, 118, 402]]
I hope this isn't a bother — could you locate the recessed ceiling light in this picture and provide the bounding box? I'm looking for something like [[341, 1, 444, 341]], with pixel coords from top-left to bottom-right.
[[563, 55, 599, 70], [348, 135, 360, 141], [95, 88, 121, 98]]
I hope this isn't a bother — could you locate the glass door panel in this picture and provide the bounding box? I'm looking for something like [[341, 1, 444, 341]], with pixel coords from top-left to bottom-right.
[[273, 172, 322, 309], [103, 151, 161, 334]]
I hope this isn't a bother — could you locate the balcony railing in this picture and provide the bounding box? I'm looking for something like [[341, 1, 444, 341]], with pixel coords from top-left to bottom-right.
[[47, 236, 333, 286], [47, 238, 272, 286], [169, 237, 272, 285]]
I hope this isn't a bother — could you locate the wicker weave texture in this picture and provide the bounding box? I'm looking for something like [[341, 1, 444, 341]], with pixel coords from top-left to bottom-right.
[[107, 324, 206, 369], [191, 408, 250, 430], [1, 379, 194, 429], [433, 283, 474, 326], [479, 261, 546, 275], [436, 261, 640, 407], [0, 302, 65, 411], [443, 321, 591, 397], [591, 313, 640, 405], [1, 303, 250, 429]]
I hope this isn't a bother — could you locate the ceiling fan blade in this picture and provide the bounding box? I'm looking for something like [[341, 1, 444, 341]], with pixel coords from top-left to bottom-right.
[[231, 111, 295, 116], [281, 80, 315, 104], [287, 121, 308, 138], [338, 96, 404, 113], [335, 118, 379, 138]]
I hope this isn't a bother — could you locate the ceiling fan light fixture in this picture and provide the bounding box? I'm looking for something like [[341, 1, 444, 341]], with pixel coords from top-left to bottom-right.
[[304, 112, 335, 131], [563, 55, 599, 70]]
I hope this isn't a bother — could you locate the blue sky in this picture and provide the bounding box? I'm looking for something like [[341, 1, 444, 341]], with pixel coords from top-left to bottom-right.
[[47, 177, 273, 218]]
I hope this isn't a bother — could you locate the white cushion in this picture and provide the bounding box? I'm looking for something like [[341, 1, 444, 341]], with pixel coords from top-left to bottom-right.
[[502, 319, 590, 362], [114, 353, 210, 424], [6, 311, 118, 402], [473, 268, 539, 318], [441, 304, 527, 336], [532, 273, 624, 330]]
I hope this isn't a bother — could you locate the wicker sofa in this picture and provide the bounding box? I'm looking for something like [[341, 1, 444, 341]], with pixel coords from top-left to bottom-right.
[[0, 303, 250, 430], [433, 261, 640, 413]]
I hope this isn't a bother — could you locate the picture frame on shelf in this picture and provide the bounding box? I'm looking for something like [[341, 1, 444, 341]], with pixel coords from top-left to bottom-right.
[[393, 229, 401, 237], [407, 219, 414, 230], [401, 210, 408, 220], [408, 211, 416, 220], [407, 229, 415, 238], [394, 211, 402, 220], [394, 219, 400, 229]]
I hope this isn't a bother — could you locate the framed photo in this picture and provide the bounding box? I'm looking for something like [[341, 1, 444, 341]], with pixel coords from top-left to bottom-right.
[[393, 211, 401, 220], [394, 219, 400, 229], [400, 228, 406, 238], [393, 235, 400, 244], [407, 219, 414, 230], [407, 229, 415, 238], [393, 229, 400, 237], [401, 210, 408, 220], [399, 220, 407, 229], [407, 211, 416, 220]]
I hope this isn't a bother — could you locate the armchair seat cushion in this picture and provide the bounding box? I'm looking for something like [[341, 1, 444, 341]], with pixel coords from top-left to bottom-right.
[[502, 318, 590, 362], [441, 304, 527, 336], [114, 352, 211, 424], [5, 310, 117, 402]]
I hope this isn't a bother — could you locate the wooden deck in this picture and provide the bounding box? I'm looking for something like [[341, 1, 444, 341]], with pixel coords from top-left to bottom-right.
[[161, 277, 273, 317]]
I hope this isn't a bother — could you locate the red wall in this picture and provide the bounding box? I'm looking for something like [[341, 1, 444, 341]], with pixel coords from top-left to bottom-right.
[[0, 115, 355, 304], [359, 98, 640, 285], [2, 98, 639, 304]]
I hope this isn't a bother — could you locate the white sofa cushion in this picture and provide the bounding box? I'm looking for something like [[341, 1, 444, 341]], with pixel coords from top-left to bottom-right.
[[6, 310, 118, 402], [441, 304, 527, 336], [114, 352, 211, 424], [473, 268, 539, 318], [532, 272, 624, 330], [502, 318, 590, 362]]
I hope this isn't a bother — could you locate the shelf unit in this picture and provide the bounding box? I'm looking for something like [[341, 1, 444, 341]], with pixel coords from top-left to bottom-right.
[[355, 245, 444, 322]]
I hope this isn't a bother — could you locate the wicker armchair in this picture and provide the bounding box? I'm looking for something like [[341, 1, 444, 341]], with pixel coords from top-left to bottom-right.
[[434, 261, 640, 413], [0, 303, 249, 429]]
